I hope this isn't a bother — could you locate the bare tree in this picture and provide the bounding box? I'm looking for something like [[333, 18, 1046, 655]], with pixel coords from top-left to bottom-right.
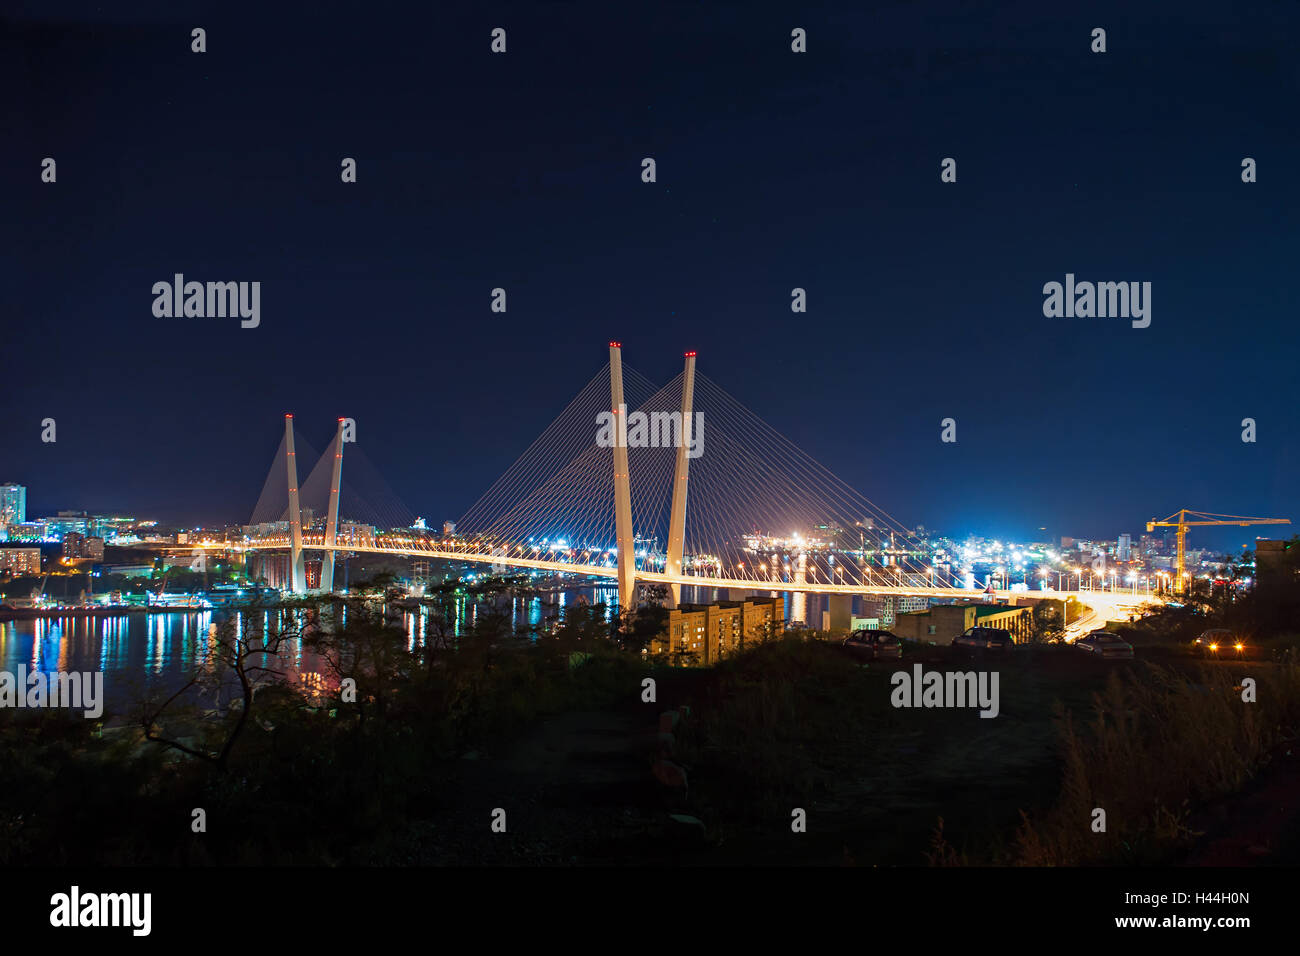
[[138, 604, 308, 772]]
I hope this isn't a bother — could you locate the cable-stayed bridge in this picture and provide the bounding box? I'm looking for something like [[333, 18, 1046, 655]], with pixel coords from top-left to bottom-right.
[[227, 344, 1087, 613]]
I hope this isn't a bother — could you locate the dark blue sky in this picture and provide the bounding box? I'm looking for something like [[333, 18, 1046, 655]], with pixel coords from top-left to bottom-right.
[[3, 0, 1297, 551]]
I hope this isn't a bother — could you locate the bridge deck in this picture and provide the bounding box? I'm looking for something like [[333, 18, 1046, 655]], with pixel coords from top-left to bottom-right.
[[203, 539, 1122, 601]]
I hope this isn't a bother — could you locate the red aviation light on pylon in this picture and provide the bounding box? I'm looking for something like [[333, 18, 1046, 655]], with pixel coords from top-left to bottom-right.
[[684, 351, 696, 358], [609, 341, 621, 348]]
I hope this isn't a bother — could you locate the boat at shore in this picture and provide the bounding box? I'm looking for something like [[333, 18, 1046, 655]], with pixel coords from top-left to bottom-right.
[[0, 583, 291, 621], [147, 591, 209, 609], [0, 603, 164, 621]]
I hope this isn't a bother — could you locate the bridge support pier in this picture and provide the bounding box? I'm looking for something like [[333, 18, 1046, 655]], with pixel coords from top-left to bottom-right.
[[664, 351, 696, 609], [284, 414, 306, 595], [827, 594, 853, 632], [319, 418, 345, 593], [609, 343, 636, 614]]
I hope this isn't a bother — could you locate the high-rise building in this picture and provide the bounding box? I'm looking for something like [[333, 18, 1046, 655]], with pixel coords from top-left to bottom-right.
[[0, 548, 41, 575], [0, 483, 26, 526], [1117, 533, 1131, 561], [62, 531, 85, 559], [43, 512, 90, 537], [3, 521, 47, 542], [655, 599, 785, 664]]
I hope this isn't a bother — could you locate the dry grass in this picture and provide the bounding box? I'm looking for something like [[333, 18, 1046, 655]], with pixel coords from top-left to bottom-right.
[[1011, 653, 1300, 865]]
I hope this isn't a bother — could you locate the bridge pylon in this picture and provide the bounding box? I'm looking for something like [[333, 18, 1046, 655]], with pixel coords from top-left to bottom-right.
[[664, 350, 696, 609], [284, 414, 307, 594], [609, 342, 636, 613], [319, 417, 346, 593]]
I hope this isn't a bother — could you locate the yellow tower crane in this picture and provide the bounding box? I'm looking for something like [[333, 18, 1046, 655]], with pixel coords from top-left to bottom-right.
[[1146, 510, 1290, 595]]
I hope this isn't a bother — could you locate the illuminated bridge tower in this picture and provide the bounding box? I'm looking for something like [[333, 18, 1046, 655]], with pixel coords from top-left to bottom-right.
[[609, 342, 636, 613], [664, 350, 696, 609], [318, 417, 345, 593], [284, 414, 307, 594]]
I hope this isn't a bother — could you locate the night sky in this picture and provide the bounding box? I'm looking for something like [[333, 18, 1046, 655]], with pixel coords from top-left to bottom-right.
[[4, 0, 1297, 551]]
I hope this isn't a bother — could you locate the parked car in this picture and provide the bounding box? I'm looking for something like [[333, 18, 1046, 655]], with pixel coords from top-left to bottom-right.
[[842, 628, 904, 660], [1074, 630, 1134, 659], [951, 626, 1015, 652], [1192, 628, 1245, 655]]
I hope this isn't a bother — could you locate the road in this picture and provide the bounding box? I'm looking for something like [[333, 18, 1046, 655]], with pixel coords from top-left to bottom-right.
[[1063, 589, 1159, 641]]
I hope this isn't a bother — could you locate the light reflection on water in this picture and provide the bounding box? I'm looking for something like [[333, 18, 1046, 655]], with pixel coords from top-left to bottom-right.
[[0, 585, 822, 717]]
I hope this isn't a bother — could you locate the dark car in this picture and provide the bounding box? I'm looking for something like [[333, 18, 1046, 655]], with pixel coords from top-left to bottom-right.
[[1074, 630, 1134, 659], [842, 628, 904, 660], [1192, 628, 1245, 655], [951, 626, 1015, 652]]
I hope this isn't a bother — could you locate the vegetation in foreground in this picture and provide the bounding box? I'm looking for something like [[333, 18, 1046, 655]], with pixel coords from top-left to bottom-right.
[[2, 555, 1299, 865]]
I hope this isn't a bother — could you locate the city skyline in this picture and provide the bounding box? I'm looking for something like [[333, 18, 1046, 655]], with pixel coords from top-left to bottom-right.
[[2, 472, 1283, 575], [1, 461, 1292, 556]]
